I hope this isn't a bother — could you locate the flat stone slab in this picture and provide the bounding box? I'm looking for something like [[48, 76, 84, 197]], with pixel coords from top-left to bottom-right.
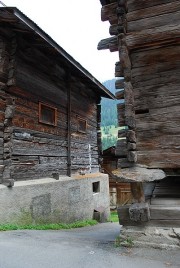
[[112, 165, 166, 182], [173, 228, 180, 239], [119, 226, 180, 250]]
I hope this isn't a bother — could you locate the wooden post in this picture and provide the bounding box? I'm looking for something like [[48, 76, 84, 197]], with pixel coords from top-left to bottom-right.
[[129, 182, 150, 222], [130, 182, 145, 203]]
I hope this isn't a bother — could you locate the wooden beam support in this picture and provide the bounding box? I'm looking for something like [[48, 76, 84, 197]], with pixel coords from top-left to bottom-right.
[[126, 130, 136, 143], [115, 61, 132, 80], [118, 128, 127, 138], [130, 182, 145, 203], [101, 1, 127, 22], [127, 142, 136, 150], [101, 2, 118, 22], [115, 78, 124, 89], [115, 90, 124, 99], [117, 102, 125, 126], [115, 61, 123, 77], [97, 36, 118, 52], [109, 23, 127, 35]]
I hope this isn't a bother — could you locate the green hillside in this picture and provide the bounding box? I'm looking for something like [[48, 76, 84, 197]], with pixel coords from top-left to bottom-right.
[[101, 79, 120, 150]]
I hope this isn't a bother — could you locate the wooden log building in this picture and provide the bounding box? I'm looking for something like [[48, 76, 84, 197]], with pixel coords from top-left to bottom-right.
[[0, 7, 115, 186], [98, 0, 180, 227]]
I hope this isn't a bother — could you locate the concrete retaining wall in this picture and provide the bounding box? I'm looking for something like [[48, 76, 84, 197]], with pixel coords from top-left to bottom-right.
[[0, 173, 110, 224]]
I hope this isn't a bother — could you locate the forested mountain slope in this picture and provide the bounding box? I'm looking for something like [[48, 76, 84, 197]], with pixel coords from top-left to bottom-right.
[[101, 79, 120, 150], [101, 79, 117, 127]]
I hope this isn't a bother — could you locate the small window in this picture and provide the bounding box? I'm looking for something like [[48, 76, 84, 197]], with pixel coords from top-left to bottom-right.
[[77, 116, 87, 133], [39, 103, 57, 126], [92, 181, 100, 193]]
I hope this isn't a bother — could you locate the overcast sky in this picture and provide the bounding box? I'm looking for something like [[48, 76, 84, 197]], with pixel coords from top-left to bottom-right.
[[1, 0, 118, 83]]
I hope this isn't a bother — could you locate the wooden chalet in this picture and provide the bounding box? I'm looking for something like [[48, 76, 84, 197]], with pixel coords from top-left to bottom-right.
[[0, 7, 115, 186], [98, 0, 180, 227]]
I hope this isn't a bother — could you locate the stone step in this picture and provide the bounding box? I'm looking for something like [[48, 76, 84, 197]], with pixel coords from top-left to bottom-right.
[[151, 198, 180, 206]]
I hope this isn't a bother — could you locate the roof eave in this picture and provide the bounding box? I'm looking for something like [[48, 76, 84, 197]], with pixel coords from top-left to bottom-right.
[[5, 7, 115, 100]]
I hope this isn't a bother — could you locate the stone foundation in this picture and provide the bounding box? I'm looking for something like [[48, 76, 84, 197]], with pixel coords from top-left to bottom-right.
[[119, 226, 180, 250], [0, 173, 110, 224]]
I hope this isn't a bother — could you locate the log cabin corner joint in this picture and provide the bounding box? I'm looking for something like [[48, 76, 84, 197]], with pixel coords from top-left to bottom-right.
[[98, 0, 180, 227]]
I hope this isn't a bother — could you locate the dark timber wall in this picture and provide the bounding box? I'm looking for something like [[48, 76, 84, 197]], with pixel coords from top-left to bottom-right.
[[98, 0, 180, 172], [0, 8, 112, 182]]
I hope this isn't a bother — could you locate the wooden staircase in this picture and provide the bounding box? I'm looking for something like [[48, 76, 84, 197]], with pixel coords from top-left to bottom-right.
[[149, 177, 180, 227]]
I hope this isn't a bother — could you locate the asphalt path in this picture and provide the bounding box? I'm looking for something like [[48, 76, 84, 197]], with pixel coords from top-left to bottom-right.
[[0, 222, 179, 268]]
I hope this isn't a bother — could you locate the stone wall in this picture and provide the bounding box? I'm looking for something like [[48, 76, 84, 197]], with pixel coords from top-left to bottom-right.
[[0, 173, 110, 224]]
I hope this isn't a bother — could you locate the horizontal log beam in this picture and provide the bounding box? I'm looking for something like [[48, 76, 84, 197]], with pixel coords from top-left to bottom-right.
[[115, 78, 124, 89], [126, 24, 180, 50], [115, 90, 124, 99], [101, 2, 118, 22], [109, 23, 127, 35], [115, 61, 131, 80], [127, 0, 178, 12], [101, 1, 127, 22], [97, 36, 118, 51], [127, 1, 180, 21]]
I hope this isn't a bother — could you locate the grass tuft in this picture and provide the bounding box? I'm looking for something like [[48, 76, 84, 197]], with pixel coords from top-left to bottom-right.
[[109, 211, 119, 222], [115, 236, 134, 248], [0, 219, 98, 231]]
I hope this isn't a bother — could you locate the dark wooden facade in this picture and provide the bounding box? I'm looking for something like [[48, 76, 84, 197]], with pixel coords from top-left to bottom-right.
[[0, 7, 114, 186], [98, 0, 180, 226]]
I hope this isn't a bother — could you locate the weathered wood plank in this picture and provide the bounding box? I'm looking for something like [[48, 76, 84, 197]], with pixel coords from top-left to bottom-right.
[[131, 45, 180, 69], [134, 84, 180, 111], [101, 1, 127, 22], [117, 103, 125, 125], [127, 1, 180, 21], [136, 135, 180, 152], [126, 130, 136, 143], [132, 69, 180, 88], [150, 206, 180, 220], [115, 138, 127, 156], [97, 36, 118, 52], [127, 0, 179, 12], [109, 23, 127, 35], [115, 61, 131, 80], [128, 11, 180, 33], [115, 78, 124, 89], [119, 45, 131, 70], [135, 105, 180, 133], [115, 90, 124, 99], [11, 164, 67, 180], [124, 82, 134, 105], [126, 24, 180, 50], [137, 151, 180, 168], [101, 2, 118, 22]]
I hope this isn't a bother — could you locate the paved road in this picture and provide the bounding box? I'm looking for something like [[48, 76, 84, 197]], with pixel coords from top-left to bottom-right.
[[0, 223, 179, 268]]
